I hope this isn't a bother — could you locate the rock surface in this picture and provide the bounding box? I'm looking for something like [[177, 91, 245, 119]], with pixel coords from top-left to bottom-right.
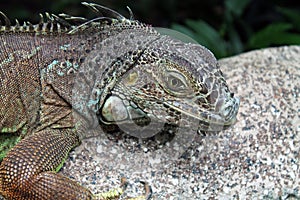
[[60, 45, 299, 199]]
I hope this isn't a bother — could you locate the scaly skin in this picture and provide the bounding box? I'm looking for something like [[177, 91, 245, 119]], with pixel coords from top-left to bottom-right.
[[0, 2, 239, 200]]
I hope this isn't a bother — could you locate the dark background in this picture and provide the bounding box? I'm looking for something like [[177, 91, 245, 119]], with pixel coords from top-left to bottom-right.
[[1, 0, 300, 58]]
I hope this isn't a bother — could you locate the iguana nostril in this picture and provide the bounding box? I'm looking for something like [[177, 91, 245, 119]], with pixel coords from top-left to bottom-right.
[[218, 97, 240, 123]]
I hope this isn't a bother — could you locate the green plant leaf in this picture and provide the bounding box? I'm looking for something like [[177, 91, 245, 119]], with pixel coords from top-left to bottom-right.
[[277, 7, 300, 31], [227, 26, 244, 55], [184, 20, 227, 58], [225, 0, 251, 16], [248, 23, 300, 48], [172, 20, 227, 58]]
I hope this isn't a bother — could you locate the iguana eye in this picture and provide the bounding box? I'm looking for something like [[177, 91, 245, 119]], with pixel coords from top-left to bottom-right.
[[123, 71, 138, 86], [166, 75, 185, 90], [164, 71, 188, 94]]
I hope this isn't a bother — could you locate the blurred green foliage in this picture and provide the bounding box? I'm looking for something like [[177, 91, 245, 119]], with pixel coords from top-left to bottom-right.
[[172, 0, 300, 58], [0, 0, 299, 58]]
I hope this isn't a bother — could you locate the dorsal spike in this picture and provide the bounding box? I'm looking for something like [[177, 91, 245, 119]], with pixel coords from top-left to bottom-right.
[[126, 6, 134, 20], [1, 3, 138, 34], [39, 13, 45, 24], [0, 11, 11, 26], [82, 2, 125, 20], [51, 14, 72, 28], [15, 19, 20, 27], [45, 12, 53, 22], [68, 16, 113, 34], [26, 21, 35, 32], [59, 13, 88, 24]]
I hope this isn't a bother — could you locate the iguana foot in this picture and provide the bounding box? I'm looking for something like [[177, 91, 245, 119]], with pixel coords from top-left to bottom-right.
[[94, 187, 123, 200], [94, 177, 151, 200]]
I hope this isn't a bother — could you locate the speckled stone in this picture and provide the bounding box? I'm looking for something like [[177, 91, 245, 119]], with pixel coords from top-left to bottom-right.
[[1, 46, 298, 200], [59, 46, 299, 199]]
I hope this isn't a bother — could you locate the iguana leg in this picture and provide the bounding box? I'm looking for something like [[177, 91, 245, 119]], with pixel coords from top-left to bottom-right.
[[0, 129, 151, 200], [0, 129, 97, 200]]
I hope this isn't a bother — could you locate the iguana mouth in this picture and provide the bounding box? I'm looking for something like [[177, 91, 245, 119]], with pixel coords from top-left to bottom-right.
[[164, 96, 240, 131], [99, 92, 240, 134]]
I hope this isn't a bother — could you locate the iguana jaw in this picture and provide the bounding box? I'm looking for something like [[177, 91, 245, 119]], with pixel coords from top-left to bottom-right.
[[163, 95, 240, 131], [99, 93, 239, 133]]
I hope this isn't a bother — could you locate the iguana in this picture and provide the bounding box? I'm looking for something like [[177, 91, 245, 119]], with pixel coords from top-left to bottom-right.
[[0, 2, 240, 200]]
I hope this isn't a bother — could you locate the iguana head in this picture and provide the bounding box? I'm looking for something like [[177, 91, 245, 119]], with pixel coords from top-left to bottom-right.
[[69, 3, 239, 137], [96, 33, 240, 134]]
